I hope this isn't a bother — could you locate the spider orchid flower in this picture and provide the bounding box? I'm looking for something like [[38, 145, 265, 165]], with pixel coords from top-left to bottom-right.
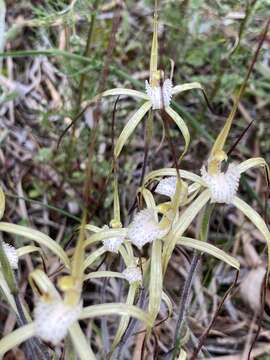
[[94, 10, 208, 159], [148, 161, 269, 272], [0, 268, 152, 360], [128, 208, 169, 249], [145, 100, 270, 273]]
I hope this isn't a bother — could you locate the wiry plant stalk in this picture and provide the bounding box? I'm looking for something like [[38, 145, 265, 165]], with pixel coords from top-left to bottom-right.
[[171, 252, 200, 360], [58, 0, 100, 148], [83, 6, 121, 209], [113, 287, 146, 360], [128, 110, 153, 215], [191, 270, 239, 360], [14, 294, 50, 360], [171, 203, 214, 359], [0, 0, 5, 72]]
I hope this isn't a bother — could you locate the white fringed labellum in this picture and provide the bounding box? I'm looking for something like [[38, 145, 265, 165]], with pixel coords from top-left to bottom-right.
[[155, 177, 177, 198], [34, 298, 82, 345], [145, 79, 172, 110], [127, 209, 168, 249], [103, 236, 124, 253], [201, 163, 241, 204], [2, 242, 18, 269], [122, 266, 142, 284]]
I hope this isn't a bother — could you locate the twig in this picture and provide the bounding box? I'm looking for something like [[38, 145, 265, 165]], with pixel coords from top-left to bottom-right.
[[114, 287, 146, 359], [83, 6, 122, 212], [57, 0, 100, 148], [171, 252, 201, 360], [191, 270, 239, 359], [14, 294, 50, 360], [247, 270, 268, 359]]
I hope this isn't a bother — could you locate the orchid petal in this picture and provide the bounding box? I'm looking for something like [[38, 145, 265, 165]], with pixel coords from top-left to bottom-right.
[[115, 101, 152, 158], [165, 106, 190, 156], [101, 88, 149, 100], [172, 82, 204, 96]]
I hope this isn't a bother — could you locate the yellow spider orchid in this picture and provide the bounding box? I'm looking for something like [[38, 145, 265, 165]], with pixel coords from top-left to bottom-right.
[[93, 8, 207, 159]]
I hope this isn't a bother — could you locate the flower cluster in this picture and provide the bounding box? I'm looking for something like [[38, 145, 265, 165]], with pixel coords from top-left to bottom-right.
[[0, 5, 269, 360]]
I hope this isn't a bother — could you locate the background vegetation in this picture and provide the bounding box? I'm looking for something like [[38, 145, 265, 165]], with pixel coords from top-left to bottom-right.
[[0, 0, 270, 358]]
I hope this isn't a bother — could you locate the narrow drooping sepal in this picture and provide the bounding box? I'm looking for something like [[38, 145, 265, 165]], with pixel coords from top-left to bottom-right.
[[201, 163, 241, 204]]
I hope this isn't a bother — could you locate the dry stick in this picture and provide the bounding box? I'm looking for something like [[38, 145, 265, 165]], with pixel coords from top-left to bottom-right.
[[114, 287, 146, 360], [88, 95, 121, 219], [170, 199, 215, 360], [160, 109, 181, 181], [247, 271, 267, 360], [100, 94, 120, 353], [57, 0, 100, 149], [226, 119, 254, 158], [171, 253, 201, 360], [14, 294, 50, 360], [128, 110, 153, 216], [152, 330, 159, 359], [83, 7, 122, 210], [190, 270, 239, 360]]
